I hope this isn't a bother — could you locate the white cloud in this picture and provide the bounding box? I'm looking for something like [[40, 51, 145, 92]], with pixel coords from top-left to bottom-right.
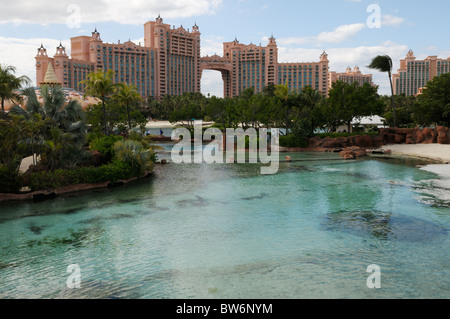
[[201, 35, 225, 57], [201, 70, 223, 97], [316, 23, 366, 43], [0, 36, 71, 86], [0, 0, 223, 25], [273, 23, 366, 46], [382, 14, 405, 27]]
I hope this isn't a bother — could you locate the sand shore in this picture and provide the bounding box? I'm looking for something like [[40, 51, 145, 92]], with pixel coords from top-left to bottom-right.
[[382, 144, 450, 163]]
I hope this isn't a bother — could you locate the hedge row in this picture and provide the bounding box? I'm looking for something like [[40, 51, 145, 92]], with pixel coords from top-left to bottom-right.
[[279, 135, 308, 148], [23, 161, 139, 192], [315, 132, 379, 139]]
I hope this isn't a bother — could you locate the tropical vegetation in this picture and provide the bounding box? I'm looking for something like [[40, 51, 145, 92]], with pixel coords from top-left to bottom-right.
[[2, 61, 450, 194], [0, 68, 157, 194]]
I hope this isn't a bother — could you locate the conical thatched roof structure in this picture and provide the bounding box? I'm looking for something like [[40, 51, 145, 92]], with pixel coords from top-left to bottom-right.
[[40, 63, 60, 86]]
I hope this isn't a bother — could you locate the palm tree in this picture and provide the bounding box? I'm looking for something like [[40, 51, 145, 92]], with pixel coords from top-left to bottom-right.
[[300, 86, 323, 135], [368, 55, 396, 127], [10, 86, 85, 133], [0, 64, 31, 116], [9, 86, 87, 170], [274, 82, 290, 104], [81, 70, 119, 135], [274, 82, 293, 133], [113, 139, 155, 175], [113, 83, 142, 130]]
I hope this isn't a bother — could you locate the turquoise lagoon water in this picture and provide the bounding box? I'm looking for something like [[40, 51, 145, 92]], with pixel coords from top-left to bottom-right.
[[0, 150, 449, 299]]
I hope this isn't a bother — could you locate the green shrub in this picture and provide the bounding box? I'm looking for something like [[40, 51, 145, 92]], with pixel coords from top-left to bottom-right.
[[0, 165, 22, 193], [23, 161, 139, 191], [89, 135, 124, 161], [86, 131, 103, 144], [279, 134, 308, 148], [315, 132, 379, 139]]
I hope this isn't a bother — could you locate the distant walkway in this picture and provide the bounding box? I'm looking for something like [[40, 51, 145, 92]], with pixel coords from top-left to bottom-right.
[[145, 120, 214, 128]]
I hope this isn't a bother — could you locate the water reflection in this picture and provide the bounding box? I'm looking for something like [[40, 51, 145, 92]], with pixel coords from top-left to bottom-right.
[[0, 151, 449, 299]]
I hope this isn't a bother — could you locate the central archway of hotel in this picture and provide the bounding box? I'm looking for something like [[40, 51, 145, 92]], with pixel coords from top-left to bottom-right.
[[201, 70, 225, 98], [200, 55, 232, 98]]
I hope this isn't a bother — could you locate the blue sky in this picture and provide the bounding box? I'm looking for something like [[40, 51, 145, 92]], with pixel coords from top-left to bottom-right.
[[1, 0, 449, 96]]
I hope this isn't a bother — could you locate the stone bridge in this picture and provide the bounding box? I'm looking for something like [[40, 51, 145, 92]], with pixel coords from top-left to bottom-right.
[[200, 55, 232, 97]]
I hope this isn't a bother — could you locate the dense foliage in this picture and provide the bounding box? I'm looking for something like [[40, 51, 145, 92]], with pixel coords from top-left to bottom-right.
[[0, 69, 156, 194], [23, 160, 139, 191], [2, 63, 450, 193]]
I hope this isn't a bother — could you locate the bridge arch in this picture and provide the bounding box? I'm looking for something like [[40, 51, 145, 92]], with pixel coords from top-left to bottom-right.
[[200, 55, 232, 98]]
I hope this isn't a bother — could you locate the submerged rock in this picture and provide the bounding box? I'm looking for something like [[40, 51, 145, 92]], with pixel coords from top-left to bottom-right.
[[323, 211, 447, 242], [339, 147, 367, 159]]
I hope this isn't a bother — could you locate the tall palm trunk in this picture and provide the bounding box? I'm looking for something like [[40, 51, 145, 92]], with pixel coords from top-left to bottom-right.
[[102, 97, 108, 136], [126, 102, 132, 130], [1, 97, 4, 116], [388, 71, 397, 128]]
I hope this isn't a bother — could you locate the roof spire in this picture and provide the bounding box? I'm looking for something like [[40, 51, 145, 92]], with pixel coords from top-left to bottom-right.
[[41, 62, 61, 86]]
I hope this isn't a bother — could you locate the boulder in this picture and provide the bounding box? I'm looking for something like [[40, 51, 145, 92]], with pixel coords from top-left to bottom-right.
[[353, 135, 374, 148], [421, 127, 437, 144], [394, 133, 406, 144], [308, 136, 323, 148], [339, 146, 367, 159], [372, 135, 385, 148], [321, 136, 349, 149], [437, 126, 450, 144], [405, 132, 416, 144]]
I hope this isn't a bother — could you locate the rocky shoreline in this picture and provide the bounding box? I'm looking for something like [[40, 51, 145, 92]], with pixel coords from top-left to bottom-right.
[[0, 172, 152, 203], [306, 126, 450, 151]]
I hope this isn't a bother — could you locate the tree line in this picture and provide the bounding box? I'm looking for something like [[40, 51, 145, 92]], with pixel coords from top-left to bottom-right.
[[1, 60, 450, 192]]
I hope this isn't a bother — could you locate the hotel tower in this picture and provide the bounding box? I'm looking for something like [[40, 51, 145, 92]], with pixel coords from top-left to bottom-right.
[[36, 17, 330, 99], [329, 66, 373, 88], [36, 16, 200, 99], [393, 50, 450, 96]]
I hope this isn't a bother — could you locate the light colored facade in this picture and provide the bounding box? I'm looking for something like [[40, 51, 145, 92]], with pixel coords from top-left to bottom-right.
[[329, 66, 372, 87], [393, 50, 450, 96]]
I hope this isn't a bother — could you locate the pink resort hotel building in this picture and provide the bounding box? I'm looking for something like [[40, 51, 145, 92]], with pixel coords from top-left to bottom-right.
[[36, 16, 333, 99], [393, 50, 450, 96], [329, 66, 373, 88]]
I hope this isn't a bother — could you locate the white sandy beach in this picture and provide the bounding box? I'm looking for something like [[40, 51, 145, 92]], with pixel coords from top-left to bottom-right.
[[383, 144, 450, 163], [378, 144, 450, 184]]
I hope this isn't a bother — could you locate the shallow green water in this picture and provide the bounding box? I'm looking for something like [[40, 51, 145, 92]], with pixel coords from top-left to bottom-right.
[[0, 152, 449, 299]]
